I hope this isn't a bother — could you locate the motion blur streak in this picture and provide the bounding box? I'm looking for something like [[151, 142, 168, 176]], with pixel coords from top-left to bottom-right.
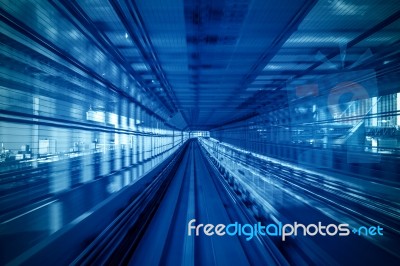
[[1, 0, 400, 265]]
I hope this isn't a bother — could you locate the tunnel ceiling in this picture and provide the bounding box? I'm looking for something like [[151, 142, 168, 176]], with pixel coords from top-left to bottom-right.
[[71, 0, 400, 130]]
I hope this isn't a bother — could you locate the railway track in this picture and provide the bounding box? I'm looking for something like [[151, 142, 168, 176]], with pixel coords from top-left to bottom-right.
[[72, 140, 288, 265]]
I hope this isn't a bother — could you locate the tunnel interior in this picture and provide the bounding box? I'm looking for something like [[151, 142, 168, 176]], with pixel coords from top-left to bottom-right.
[[1, 0, 400, 265]]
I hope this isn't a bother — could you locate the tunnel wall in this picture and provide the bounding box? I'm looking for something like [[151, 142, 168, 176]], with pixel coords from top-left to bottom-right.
[[210, 91, 400, 182], [0, 2, 189, 205]]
